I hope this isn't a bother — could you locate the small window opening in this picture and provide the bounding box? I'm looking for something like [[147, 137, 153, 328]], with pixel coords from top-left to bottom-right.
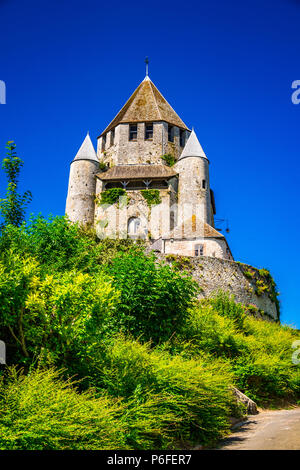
[[145, 123, 153, 140], [202, 179, 206, 189], [168, 125, 174, 142], [195, 244, 204, 257], [102, 134, 106, 151], [129, 124, 137, 141], [180, 129, 185, 147], [128, 217, 141, 235]]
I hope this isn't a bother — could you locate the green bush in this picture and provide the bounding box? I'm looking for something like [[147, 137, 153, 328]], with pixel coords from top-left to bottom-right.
[[0, 367, 126, 450], [0, 250, 119, 365], [141, 189, 161, 207], [104, 253, 198, 343], [178, 293, 300, 405], [161, 154, 176, 167], [98, 188, 126, 206], [86, 336, 235, 447], [0, 216, 143, 273]]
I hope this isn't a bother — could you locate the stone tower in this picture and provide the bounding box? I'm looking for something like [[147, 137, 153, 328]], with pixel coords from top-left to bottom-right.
[[66, 133, 99, 224], [65, 74, 232, 260], [175, 130, 214, 227], [97, 76, 190, 165]]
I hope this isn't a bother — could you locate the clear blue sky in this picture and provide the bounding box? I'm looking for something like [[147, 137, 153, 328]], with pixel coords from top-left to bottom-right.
[[0, 0, 299, 327]]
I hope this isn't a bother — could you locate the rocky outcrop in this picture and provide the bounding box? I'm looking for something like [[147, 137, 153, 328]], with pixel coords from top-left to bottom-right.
[[232, 387, 258, 415]]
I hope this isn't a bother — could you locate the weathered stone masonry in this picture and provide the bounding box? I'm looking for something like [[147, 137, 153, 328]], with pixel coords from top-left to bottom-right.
[[155, 254, 280, 321]]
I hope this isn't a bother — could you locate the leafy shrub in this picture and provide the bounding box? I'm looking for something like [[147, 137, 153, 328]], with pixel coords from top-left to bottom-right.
[[98, 188, 126, 206], [161, 154, 176, 167], [86, 336, 235, 447], [0, 251, 119, 365], [0, 367, 126, 450], [141, 189, 161, 207], [178, 293, 300, 405], [0, 216, 143, 273], [104, 253, 198, 343]]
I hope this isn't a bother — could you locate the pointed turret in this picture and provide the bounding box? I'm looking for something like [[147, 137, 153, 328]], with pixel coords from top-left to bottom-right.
[[66, 133, 99, 225], [175, 129, 213, 226], [73, 133, 98, 162], [179, 129, 207, 160]]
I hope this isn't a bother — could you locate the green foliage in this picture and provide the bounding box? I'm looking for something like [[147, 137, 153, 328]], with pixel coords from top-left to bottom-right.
[[0, 141, 32, 230], [0, 250, 119, 365], [98, 161, 108, 171], [0, 214, 298, 449], [98, 188, 126, 206], [179, 292, 300, 406], [141, 189, 161, 207], [104, 253, 198, 343], [82, 336, 235, 448], [240, 263, 280, 318], [161, 154, 176, 167], [165, 254, 193, 272], [0, 215, 143, 273], [0, 368, 126, 450]]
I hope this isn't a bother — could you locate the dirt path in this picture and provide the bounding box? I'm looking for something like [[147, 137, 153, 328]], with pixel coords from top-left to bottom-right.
[[216, 408, 300, 450]]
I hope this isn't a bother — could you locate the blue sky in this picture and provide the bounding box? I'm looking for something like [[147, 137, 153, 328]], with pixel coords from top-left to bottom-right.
[[0, 0, 299, 326]]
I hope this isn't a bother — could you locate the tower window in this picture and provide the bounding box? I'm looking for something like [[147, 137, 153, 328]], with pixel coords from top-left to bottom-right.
[[145, 123, 153, 140], [195, 244, 204, 256], [129, 124, 137, 141], [102, 134, 106, 151], [111, 129, 115, 146], [180, 129, 185, 147], [168, 125, 174, 142], [202, 179, 206, 189]]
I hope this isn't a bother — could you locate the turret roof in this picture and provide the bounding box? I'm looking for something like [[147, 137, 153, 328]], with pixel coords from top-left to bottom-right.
[[162, 218, 224, 240], [100, 76, 189, 136], [73, 133, 98, 162], [179, 129, 207, 160]]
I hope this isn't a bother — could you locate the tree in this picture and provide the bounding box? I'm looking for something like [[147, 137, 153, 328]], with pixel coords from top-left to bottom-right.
[[0, 141, 32, 229]]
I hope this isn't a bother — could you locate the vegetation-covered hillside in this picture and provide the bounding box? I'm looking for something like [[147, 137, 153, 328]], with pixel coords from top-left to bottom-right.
[[0, 216, 299, 450]]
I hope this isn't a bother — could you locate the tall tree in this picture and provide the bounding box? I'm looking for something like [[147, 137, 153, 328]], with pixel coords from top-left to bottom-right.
[[0, 141, 32, 228]]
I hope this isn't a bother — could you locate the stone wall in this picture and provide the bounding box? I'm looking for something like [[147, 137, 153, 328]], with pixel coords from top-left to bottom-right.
[[163, 237, 231, 259], [155, 254, 280, 321], [94, 188, 173, 240], [97, 122, 189, 165]]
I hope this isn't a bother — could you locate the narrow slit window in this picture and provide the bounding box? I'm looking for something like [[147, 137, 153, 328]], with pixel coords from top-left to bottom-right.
[[202, 179, 206, 189], [168, 125, 174, 142], [102, 134, 106, 151], [180, 129, 185, 147], [145, 123, 153, 140], [129, 124, 137, 141]]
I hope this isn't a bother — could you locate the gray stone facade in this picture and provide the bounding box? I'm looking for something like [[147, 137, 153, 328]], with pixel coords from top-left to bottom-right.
[[155, 254, 279, 321]]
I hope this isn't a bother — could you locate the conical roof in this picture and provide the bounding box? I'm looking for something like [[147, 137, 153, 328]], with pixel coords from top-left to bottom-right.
[[100, 76, 189, 135], [73, 133, 98, 162], [179, 129, 207, 160]]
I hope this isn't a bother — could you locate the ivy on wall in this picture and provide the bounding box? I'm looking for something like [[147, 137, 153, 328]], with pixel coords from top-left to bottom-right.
[[141, 189, 161, 207], [161, 154, 176, 167], [97, 188, 126, 206]]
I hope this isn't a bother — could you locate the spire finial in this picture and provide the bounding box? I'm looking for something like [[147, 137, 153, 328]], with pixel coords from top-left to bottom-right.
[[145, 56, 149, 77]]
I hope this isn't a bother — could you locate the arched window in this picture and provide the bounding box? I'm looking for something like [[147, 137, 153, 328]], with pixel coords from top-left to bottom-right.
[[128, 217, 141, 236]]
